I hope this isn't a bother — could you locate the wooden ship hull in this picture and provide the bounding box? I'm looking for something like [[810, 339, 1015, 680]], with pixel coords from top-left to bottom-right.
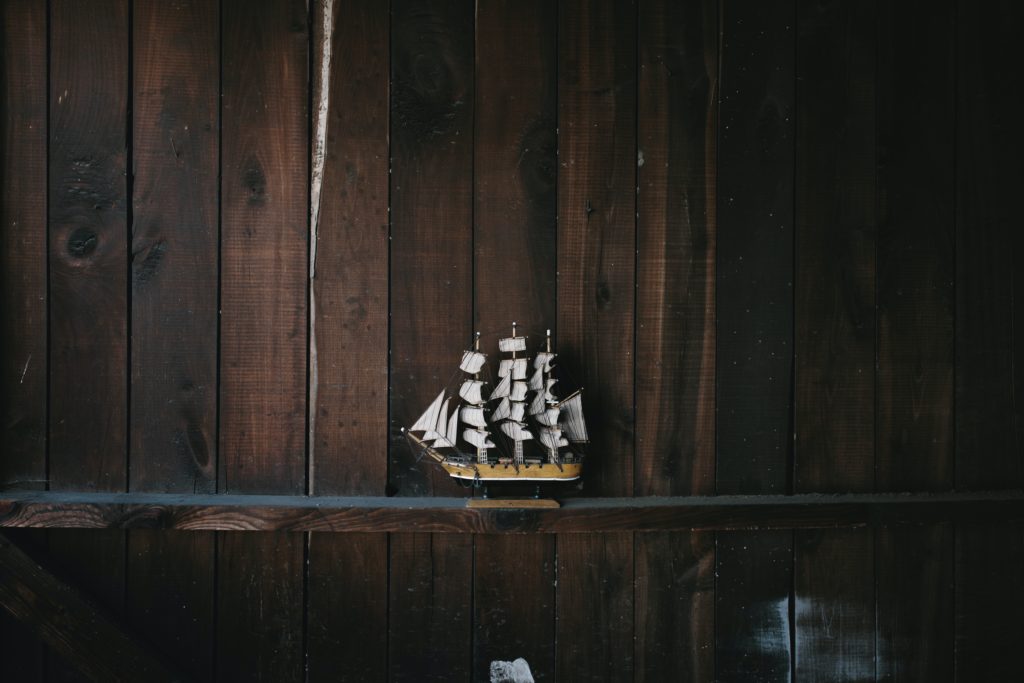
[[410, 432, 583, 482]]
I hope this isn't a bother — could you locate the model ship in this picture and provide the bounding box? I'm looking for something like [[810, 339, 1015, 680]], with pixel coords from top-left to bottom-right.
[[403, 324, 588, 484]]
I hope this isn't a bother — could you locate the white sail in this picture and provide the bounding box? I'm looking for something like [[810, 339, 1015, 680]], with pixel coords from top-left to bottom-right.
[[424, 399, 449, 441], [509, 401, 526, 422], [528, 367, 544, 391], [463, 428, 495, 450], [489, 374, 510, 401], [411, 391, 445, 432], [539, 427, 569, 450], [558, 391, 588, 442], [536, 406, 560, 427], [533, 352, 555, 372], [528, 390, 546, 415], [459, 380, 486, 405], [510, 381, 528, 401], [498, 336, 527, 353], [440, 409, 459, 447], [491, 397, 510, 421], [500, 421, 533, 441], [544, 378, 558, 401], [460, 405, 488, 428], [498, 358, 528, 379], [459, 350, 486, 374]]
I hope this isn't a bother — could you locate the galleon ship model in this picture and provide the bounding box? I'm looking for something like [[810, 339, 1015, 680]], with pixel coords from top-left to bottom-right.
[[403, 324, 588, 484]]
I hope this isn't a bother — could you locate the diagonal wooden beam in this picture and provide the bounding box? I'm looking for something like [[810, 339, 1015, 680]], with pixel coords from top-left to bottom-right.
[[0, 533, 189, 683]]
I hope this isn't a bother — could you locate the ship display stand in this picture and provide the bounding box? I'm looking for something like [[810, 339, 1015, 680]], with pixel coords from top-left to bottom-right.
[[402, 324, 589, 508]]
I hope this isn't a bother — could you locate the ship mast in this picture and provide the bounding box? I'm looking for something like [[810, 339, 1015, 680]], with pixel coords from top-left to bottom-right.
[[511, 323, 524, 466], [473, 333, 486, 464], [493, 322, 533, 467]]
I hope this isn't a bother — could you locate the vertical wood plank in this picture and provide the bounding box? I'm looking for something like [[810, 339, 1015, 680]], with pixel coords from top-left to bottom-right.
[[49, 0, 128, 491], [216, 531, 305, 683], [389, 533, 473, 683], [555, 534, 633, 682], [792, 5, 876, 679], [310, 0, 389, 497], [955, 0, 1024, 489], [474, 0, 557, 340], [1, 0, 47, 491], [126, 4, 218, 681], [126, 531, 214, 682], [954, 522, 1024, 681], [218, 1, 308, 681], [130, 0, 218, 494], [634, 532, 714, 681], [306, 4, 390, 682], [47, 2, 129, 680], [793, 0, 875, 493], [472, 2, 557, 680], [635, 0, 718, 497], [715, 4, 794, 680], [308, 532, 387, 683], [388, 0, 474, 496], [557, 0, 637, 498], [794, 529, 874, 682], [219, 0, 308, 495], [1, 4, 51, 673], [715, 531, 793, 683], [875, 0, 955, 492], [876, 525, 954, 682], [716, 0, 795, 496], [474, 535, 555, 682]]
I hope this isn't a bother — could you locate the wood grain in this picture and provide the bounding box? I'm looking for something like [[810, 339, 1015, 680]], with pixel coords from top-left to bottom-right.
[[955, 0, 1024, 489], [216, 531, 304, 683], [715, 530, 793, 682], [3, 490, 1023, 532], [635, 0, 717, 497], [794, 528, 875, 682], [127, 5, 218, 680], [126, 530, 213, 682], [875, 0, 955, 492], [954, 522, 1024, 680], [218, 2, 308, 681], [555, 533, 633, 682], [794, 0, 876, 493], [0, 0, 47, 491], [474, 0, 556, 341], [49, 0, 128, 491], [715, 5, 795, 679], [0, 3, 47, 673], [0, 533, 184, 683], [557, 0, 637, 498], [791, 5, 877, 680], [389, 533, 473, 682], [48, 2, 130, 679], [715, 0, 796, 496], [307, 532, 388, 682], [306, 5, 390, 681], [131, 0, 218, 493], [388, 0, 474, 496], [219, 0, 308, 494], [473, 535, 555, 681], [876, 524, 954, 682], [634, 531, 714, 680], [310, 0, 389, 496]]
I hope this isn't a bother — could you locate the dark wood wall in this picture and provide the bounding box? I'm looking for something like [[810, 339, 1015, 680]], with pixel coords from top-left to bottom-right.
[[1, 0, 1021, 681]]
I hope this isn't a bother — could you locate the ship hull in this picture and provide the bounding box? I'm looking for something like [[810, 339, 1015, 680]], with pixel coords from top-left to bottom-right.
[[407, 432, 582, 482], [440, 460, 582, 482]]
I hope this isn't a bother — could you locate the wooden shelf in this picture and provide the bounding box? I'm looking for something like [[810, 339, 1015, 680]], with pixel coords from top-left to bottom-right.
[[1, 490, 1022, 533]]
